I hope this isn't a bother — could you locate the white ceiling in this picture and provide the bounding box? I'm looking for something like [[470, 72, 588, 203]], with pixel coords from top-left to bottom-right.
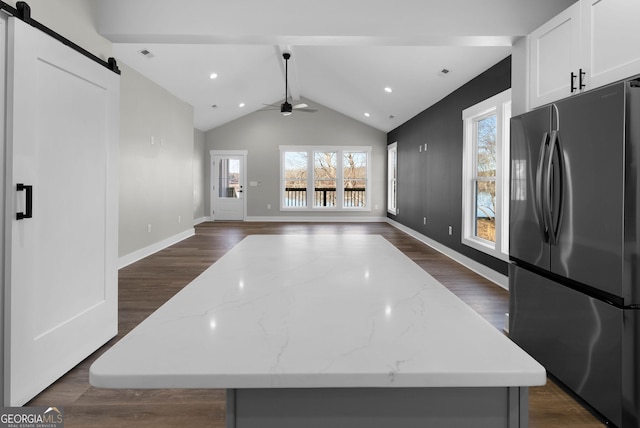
[[97, 0, 576, 133]]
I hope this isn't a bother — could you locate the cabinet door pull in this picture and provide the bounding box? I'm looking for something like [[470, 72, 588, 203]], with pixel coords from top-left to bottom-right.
[[16, 183, 33, 220], [570, 72, 577, 93], [579, 68, 586, 90]]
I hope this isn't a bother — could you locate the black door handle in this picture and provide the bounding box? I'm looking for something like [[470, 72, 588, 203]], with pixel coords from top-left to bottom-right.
[[16, 183, 33, 220], [570, 72, 577, 93]]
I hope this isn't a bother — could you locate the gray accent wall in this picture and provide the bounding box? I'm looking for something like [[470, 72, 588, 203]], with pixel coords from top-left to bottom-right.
[[204, 99, 387, 220], [118, 63, 195, 257], [388, 57, 512, 275]]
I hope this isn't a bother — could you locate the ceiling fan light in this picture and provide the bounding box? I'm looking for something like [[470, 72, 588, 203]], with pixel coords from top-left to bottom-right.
[[281, 101, 293, 114], [282, 111, 292, 116]]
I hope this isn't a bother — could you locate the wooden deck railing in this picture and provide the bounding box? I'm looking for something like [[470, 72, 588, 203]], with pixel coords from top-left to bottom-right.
[[285, 188, 366, 207]]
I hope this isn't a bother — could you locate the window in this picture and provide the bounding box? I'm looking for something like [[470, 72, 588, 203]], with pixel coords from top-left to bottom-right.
[[283, 151, 308, 207], [343, 151, 368, 208], [387, 142, 397, 214], [280, 146, 371, 211], [462, 89, 511, 260], [314, 151, 337, 207]]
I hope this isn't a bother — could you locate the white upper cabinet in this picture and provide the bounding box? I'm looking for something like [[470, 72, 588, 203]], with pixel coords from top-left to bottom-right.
[[529, 0, 640, 109], [529, 2, 582, 108], [583, 0, 640, 89]]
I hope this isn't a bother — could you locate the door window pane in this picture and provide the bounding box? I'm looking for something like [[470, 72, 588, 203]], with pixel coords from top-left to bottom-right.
[[284, 152, 308, 207], [343, 151, 367, 207], [218, 158, 240, 198], [314, 152, 337, 207]]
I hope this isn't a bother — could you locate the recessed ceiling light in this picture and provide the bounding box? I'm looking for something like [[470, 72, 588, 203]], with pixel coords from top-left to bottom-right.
[[364, 112, 371, 117], [239, 103, 245, 108], [209, 73, 218, 80], [384, 87, 392, 93]]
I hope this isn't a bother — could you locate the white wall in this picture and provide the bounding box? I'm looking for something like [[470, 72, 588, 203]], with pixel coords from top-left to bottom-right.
[[205, 98, 387, 220]]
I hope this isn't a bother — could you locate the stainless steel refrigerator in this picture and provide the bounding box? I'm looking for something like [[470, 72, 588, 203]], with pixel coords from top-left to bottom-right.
[[509, 79, 640, 427]]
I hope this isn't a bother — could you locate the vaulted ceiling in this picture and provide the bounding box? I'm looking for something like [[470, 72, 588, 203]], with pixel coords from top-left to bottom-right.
[[97, 0, 576, 132]]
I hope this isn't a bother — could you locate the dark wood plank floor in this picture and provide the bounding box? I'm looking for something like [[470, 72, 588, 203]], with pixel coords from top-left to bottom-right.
[[27, 222, 605, 427]]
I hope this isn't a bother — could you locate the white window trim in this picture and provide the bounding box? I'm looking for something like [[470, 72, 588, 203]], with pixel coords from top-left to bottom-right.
[[461, 89, 511, 261], [279, 145, 372, 212], [387, 142, 398, 215]]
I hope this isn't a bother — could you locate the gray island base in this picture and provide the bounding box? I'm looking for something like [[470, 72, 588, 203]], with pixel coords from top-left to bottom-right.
[[227, 387, 529, 428]]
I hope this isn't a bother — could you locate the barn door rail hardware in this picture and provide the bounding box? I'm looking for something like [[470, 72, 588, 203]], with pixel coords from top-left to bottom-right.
[[0, 1, 120, 75]]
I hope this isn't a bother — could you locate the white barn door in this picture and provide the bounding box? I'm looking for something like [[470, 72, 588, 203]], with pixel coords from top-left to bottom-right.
[[4, 17, 119, 406]]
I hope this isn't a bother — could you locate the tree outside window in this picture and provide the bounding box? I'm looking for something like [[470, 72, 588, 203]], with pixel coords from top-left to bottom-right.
[[283, 152, 308, 207], [314, 152, 337, 207], [343, 151, 367, 208]]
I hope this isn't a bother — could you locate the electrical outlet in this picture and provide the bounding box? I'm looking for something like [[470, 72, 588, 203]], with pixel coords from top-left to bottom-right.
[[267, 204, 271, 210], [178, 215, 182, 224], [448, 225, 453, 235], [423, 217, 426, 225], [147, 224, 152, 233]]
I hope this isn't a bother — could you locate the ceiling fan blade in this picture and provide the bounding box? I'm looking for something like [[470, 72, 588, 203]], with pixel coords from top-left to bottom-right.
[[296, 108, 317, 113], [293, 103, 308, 109]]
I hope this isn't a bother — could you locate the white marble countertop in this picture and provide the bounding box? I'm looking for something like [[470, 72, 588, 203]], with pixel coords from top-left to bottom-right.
[[90, 235, 545, 389]]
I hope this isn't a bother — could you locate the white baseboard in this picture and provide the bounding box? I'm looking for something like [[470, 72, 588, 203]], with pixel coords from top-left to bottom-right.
[[245, 215, 387, 223], [386, 218, 508, 290], [118, 228, 195, 269], [194, 216, 211, 225]]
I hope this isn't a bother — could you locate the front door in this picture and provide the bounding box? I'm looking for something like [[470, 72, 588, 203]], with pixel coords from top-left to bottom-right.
[[4, 18, 119, 405], [211, 151, 247, 221]]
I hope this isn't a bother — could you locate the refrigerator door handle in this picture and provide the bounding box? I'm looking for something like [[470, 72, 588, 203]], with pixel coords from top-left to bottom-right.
[[535, 132, 550, 241], [545, 130, 564, 245]]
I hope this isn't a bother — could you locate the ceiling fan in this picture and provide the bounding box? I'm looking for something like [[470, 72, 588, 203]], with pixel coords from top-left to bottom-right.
[[263, 52, 317, 116]]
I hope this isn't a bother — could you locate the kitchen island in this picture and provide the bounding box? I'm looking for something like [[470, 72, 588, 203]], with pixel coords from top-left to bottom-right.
[[90, 234, 545, 428]]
